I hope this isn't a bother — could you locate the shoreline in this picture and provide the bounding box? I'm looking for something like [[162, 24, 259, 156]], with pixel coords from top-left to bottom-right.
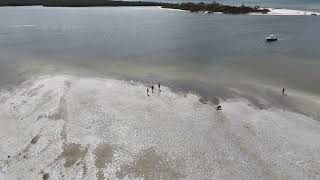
[[0, 5, 318, 16], [255, 8, 319, 15], [159, 6, 320, 16]]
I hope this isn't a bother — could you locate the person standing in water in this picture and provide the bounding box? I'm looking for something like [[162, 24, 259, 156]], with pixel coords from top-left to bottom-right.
[[147, 88, 150, 96], [151, 85, 154, 93], [282, 88, 285, 95], [158, 83, 161, 92]]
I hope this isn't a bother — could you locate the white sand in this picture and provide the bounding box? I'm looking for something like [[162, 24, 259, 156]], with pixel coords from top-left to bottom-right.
[[256, 8, 319, 16], [0, 75, 319, 179]]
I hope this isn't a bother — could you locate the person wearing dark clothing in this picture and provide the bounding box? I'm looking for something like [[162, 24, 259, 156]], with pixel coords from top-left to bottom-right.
[[147, 88, 150, 96], [158, 83, 161, 92], [151, 85, 154, 93], [282, 88, 285, 95]]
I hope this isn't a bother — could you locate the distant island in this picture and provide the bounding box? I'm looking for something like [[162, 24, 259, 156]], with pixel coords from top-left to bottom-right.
[[161, 2, 269, 14], [0, 0, 160, 7], [0, 0, 270, 14]]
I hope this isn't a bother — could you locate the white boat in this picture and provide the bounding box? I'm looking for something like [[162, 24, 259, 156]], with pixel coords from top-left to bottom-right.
[[266, 35, 278, 42]]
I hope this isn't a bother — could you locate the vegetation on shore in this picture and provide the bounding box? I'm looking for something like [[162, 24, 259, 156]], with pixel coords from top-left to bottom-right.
[[0, 0, 269, 14], [161, 2, 269, 14], [0, 0, 160, 7]]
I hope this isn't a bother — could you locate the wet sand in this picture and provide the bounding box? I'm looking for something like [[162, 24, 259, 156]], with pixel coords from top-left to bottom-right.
[[0, 75, 319, 179]]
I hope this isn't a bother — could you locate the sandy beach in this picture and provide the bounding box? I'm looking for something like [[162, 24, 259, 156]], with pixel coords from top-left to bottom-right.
[[0, 75, 319, 179], [256, 8, 319, 15]]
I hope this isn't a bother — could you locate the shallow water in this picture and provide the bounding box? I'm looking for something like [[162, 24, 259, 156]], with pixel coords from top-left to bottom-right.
[[1, 6, 320, 98]]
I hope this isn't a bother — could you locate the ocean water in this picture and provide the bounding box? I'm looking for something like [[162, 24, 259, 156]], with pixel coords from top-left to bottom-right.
[[0, 6, 320, 96]]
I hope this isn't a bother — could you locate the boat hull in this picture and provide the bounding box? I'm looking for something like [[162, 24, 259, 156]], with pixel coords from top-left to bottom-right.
[[266, 38, 277, 42]]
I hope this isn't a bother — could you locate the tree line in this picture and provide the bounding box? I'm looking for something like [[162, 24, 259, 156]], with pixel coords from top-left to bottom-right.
[[161, 2, 269, 14], [0, 0, 161, 7], [0, 0, 269, 14]]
